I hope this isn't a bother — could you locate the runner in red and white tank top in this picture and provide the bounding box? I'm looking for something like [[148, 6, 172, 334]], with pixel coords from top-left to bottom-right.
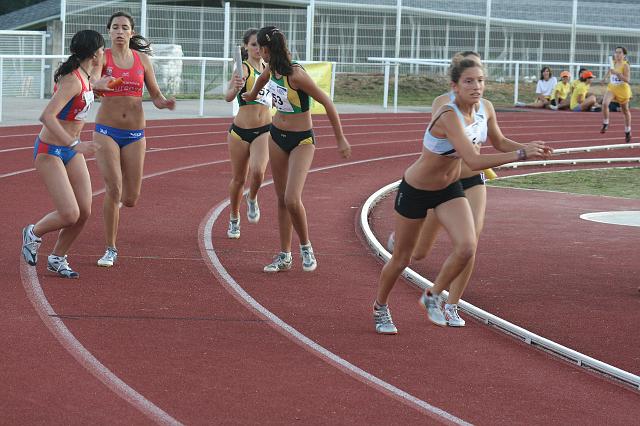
[[93, 11, 176, 268], [101, 48, 145, 97], [22, 30, 108, 279]]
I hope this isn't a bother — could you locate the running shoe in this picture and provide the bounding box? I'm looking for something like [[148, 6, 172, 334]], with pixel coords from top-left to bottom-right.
[[227, 218, 240, 239], [374, 303, 398, 335], [22, 224, 41, 266], [419, 291, 446, 326], [47, 255, 79, 279], [444, 304, 466, 327], [300, 244, 317, 272], [625, 131, 632, 143], [246, 196, 260, 224], [386, 232, 395, 253], [263, 252, 292, 272], [97, 247, 118, 267], [600, 123, 608, 134]]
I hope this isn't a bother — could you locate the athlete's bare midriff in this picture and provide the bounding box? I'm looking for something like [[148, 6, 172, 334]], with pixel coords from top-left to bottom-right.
[[272, 110, 313, 131], [234, 104, 271, 129], [39, 120, 84, 145], [95, 96, 145, 129], [404, 149, 462, 191]]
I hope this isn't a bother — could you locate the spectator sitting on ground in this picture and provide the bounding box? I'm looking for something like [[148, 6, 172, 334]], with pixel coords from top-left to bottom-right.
[[570, 70, 600, 112], [516, 66, 557, 108], [550, 71, 572, 110]]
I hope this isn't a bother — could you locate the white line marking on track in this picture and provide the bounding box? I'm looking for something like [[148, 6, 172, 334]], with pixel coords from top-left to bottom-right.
[[19, 262, 183, 425], [200, 153, 472, 425]]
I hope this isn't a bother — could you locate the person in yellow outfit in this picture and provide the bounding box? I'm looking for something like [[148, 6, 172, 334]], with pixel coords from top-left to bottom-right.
[[601, 46, 633, 143], [550, 71, 572, 110], [570, 71, 599, 112]]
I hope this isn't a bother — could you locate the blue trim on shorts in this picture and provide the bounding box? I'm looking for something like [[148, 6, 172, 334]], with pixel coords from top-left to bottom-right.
[[95, 124, 144, 148], [33, 136, 77, 165]]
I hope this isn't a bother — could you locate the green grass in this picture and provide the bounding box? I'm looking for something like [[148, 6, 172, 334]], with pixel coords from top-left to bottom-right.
[[487, 168, 640, 199], [332, 73, 640, 109]]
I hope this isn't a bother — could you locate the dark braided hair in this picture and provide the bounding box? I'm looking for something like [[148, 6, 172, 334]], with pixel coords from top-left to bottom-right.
[[257, 26, 292, 76], [107, 11, 152, 55], [54, 30, 105, 83], [240, 28, 258, 61]]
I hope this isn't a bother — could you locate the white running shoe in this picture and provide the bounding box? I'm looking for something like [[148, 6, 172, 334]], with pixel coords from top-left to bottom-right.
[[386, 232, 395, 253], [419, 291, 446, 327], [374, 303, 398, 335], [47, 255, 79, 279], [300, 244, 317, 272], [227, 218, 240, 239], [22, 224, 41, 266], [97, 247, 118, 267], [263, 252, 292, 272], [444, 304, 466, 327], [246, 196, 260, 224]]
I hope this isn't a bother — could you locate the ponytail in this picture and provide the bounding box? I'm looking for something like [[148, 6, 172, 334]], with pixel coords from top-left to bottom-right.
[[257, 26, 293, 76], [54, 54, 81, 83], [130, 34, 152, 55], [54, 29, 105, 83]]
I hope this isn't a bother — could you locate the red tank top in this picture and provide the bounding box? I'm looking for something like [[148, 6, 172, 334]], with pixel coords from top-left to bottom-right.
[[101, 48, 145, 97], [55, 69, 94, 121]]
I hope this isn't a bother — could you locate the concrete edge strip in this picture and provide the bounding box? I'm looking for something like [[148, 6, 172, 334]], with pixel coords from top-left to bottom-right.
[[359, 178, 640, 391]]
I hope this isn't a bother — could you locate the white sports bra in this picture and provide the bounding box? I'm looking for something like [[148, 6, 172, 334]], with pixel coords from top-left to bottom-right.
[[423, 99, 488, 157]]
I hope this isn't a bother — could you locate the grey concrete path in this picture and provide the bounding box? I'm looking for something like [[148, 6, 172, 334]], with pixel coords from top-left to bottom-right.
[[0, 97, 431, 127]]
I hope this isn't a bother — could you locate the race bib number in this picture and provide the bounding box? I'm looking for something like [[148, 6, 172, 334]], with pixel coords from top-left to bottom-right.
[[75, 90, 94, 121], [272, 84, 294, 113], [610, 73, 622, 85], [255, 81, 273, 107]]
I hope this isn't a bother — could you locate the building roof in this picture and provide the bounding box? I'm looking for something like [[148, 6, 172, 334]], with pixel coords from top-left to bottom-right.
[[0, 0, 60, 30]]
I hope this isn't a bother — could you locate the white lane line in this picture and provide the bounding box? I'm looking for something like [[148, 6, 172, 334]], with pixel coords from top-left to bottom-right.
[[17, 159, 233, 424], [199, 153, 471, 425], [19, 262, 182, 425]]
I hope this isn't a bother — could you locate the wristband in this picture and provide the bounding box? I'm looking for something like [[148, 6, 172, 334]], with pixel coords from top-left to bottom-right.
[[69, 139, 80, 150], [516, 148, 527, 161]]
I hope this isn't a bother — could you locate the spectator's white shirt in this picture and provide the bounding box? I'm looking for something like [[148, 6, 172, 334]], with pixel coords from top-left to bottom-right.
[[536, 77, 558, 97]]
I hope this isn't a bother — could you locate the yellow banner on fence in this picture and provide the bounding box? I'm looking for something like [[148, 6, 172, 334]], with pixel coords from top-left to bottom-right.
[[303, 62, 333, 115]]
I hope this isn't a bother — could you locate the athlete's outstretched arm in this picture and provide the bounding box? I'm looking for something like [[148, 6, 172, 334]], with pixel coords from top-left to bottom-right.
[[290, 67, 351, 158], [242, 68, 270, 102], [139, 52, 176, 110], [484, 100, 528, 152]]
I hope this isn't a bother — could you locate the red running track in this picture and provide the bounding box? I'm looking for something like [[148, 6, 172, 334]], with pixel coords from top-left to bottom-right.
[[1, 111, 638, 424]]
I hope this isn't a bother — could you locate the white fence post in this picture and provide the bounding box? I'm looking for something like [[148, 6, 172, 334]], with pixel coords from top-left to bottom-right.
[[383, 62, 390, 109], [484, 0, 492, 59], [140, 0, 148, 37], [199, 59, 206, 117], [514, 62, 520, 105], [60, 0, 66, 54], [40, 34, 47, 99], [0, 57, 3, 122], [223, 2, 230, 95], [394, 0, 402, 113], [306, 0, 315, 61], [569, 0, 578, 76]]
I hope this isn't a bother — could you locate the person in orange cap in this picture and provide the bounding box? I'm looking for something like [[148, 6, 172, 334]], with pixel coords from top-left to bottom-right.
[[570, 70, 600, 112]]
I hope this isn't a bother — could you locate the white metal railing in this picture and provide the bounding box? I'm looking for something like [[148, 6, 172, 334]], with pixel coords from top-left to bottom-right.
[[359, 175, 640, 391], [0, 54, 231, 122], [368, 57, 640, 110]]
